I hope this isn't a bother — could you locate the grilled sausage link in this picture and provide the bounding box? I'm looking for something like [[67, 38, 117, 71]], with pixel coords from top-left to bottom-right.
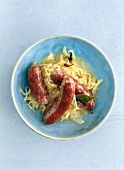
[[28, 65, 49, 104], [51, 70, 95, 110], [44, 76, 75, 124]]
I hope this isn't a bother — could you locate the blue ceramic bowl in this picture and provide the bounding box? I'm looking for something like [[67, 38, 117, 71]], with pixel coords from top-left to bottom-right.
[[11, 35, 116, 140]]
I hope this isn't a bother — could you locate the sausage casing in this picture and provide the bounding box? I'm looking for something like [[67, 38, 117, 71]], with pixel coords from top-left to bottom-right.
[[44, 76, 75, 124], [28, 65, 49, 104]]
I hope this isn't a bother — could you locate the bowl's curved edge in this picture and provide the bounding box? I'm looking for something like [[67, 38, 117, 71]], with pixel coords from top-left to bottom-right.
[[11, 34, 117, 140]]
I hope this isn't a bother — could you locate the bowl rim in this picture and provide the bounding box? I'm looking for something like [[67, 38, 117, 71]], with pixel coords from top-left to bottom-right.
[[11, 34, 117, 140]]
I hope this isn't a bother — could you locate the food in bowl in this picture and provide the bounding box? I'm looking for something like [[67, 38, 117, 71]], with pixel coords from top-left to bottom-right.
[[20, 47, 103, 124]]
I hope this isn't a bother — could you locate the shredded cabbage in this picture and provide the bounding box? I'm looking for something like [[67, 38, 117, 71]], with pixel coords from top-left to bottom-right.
[[20, 47, 103, 124]]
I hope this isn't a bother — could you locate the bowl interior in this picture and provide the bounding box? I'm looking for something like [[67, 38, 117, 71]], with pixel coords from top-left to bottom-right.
[[11, 36, 116, 139]]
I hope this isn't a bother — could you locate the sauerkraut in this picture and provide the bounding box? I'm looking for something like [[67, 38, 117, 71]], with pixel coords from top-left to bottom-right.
[[20, 47, 103, 124]]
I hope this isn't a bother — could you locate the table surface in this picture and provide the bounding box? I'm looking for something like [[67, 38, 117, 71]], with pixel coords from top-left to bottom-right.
[[0, 0, 124, 170]]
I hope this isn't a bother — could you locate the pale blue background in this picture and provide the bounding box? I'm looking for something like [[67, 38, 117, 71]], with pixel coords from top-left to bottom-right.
[[0, 0, 124, 170]]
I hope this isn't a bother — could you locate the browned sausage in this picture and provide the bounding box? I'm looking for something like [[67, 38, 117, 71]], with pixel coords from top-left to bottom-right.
[[50, 70, 95, 110], [28, 64, 49, 104], [44, 76, 75, 124]]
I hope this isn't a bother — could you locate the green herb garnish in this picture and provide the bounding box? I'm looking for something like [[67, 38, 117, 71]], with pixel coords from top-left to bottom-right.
[[76, 94, 97, 103]]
